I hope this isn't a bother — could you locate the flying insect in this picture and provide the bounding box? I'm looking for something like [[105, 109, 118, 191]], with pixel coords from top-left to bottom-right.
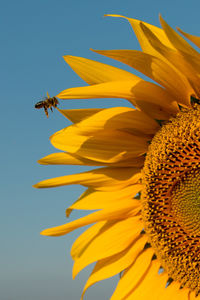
[[35, 92, 59, 117]]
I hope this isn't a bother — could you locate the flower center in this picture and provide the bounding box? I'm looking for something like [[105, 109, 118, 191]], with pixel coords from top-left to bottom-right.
[[171, 169, 200, 235], [142, 104, 200, 295]]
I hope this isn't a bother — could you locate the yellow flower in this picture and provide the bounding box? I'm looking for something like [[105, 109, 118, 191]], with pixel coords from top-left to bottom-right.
[[34, 14, 200, 299]]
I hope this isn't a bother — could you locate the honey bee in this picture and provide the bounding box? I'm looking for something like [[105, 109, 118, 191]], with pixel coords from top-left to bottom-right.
[[35, 92, 59, 117]]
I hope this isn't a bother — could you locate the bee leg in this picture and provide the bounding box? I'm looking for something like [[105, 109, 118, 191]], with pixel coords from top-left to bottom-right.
[[44, 107, 49, 117], [50, 107, 53, 112]]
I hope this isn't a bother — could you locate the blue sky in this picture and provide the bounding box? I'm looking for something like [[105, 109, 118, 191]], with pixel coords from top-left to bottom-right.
[[2, 0, 200, 299]]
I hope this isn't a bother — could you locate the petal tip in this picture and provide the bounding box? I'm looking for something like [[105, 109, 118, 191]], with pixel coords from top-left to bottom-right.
[[33, 183, 38, 188], [63, 55, 75, 63], [40, 229, 49, 236], [176, 27, 183, 34], [40, 228, 58, 236], [159, 13, 164, 21], [103, 14, 126, 19], [37, 159, 45, 165], [72, 267, 77, 280], [33, 182, 47, 189]]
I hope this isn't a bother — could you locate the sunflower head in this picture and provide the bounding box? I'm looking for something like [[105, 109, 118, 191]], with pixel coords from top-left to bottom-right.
[[35, 14, 200, 299], [143, 104, 200, 294]]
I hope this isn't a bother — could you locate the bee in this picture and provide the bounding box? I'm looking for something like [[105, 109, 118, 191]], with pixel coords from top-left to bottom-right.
[[35, 92, 59, 117]]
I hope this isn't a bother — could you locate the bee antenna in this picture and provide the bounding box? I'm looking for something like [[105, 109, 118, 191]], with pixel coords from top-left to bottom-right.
[[47, 91, 50, 98]]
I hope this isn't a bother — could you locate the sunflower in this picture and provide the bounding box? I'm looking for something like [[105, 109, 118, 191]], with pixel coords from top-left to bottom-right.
[[34, 14, 200, 299]]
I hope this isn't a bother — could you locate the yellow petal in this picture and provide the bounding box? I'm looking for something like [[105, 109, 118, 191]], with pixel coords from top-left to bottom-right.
[[63, 55, 139, 85], [34, 167, 141, 191], [58, 106, 160, 135], [110, 248, 155, 300], [100, 106, 160, 134], [92, 49, 192, 106], [177, 27, 200, 49], [38, 152, 145, 167], [66, 184, 142, 218], [71, 221, 107, 260], [66, 185, 141, 216], [67, 184, 142, 211], [130, 81, 179, 118], [125, 262, 167, 300], [105, 14, 175, 53], [81, 235, 148, 299], [72, 216, 144, 278], [159, 15, 198, 56], [41, 204, 142, 237], [38, 152, 101, 166], [51, 128, 148, 163], [58, 108, 103, 123], [57, 79, 140, 100], [57, 80, 179, 120]]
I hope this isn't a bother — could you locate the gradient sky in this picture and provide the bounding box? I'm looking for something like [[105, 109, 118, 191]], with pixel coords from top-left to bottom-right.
[[2, 0, 200, 299]]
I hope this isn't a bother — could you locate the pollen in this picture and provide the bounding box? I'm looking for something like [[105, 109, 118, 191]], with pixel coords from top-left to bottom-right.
[[142, 104, 200, 295]]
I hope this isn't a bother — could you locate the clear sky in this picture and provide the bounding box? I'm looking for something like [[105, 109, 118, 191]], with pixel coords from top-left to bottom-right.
[[2, 0, 200, 299]]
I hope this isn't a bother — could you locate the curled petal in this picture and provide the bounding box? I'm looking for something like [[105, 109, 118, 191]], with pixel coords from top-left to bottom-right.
[[38, 152, 145, 167], [67, 184, 142, 211]]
